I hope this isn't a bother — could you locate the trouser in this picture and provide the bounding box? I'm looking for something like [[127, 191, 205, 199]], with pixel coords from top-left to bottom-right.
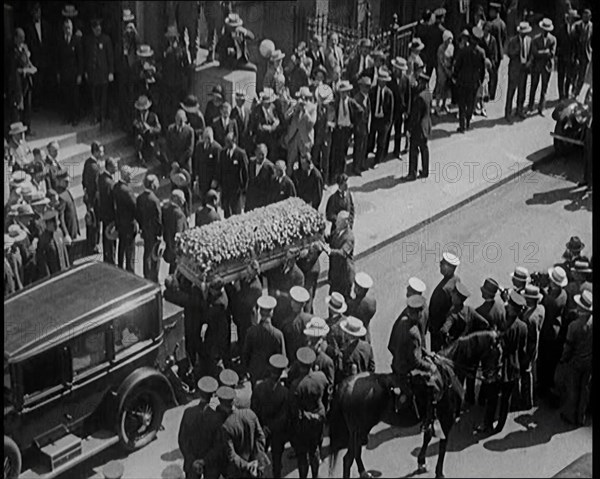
[[101, 220, 116, 264], [484, 379, 516, 432], [86, 206, 101, 252], [266, 431, 286, 478], [135, 133, 159, 163], [352, 131, 368, 171], [168, 261, 177, 274], [117, 230, 136, 273], [505, 70, 528, 116], [430, 331, 444, 353], [221, 193, 243, 217], [537, 340, 561, 394], [390, 111, 406, 153], [143, 236, 160, 282], [184, 314, 202, 366], [561, 365, 591, 425], [330, 127, 352, 179], [61, 79, 80, 123], [91, 83, 108, 122], [293, 418, 324, 479], [557, 57, 573, 99], [408, 134, 429, 177], [575, 58, 590, 92], [161, 84, 185, 126], [458, 85, 478, 129], [303, 270, 319, 314], [12, 89, 32, 130], [370, 120, 391, 165], [519, 360, 535, 410], [528, 69, 551, 112], [311, 139, 331, 184], [488, 65, 499, 101]]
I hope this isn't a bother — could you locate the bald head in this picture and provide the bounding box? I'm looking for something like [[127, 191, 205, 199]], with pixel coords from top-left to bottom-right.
[[175, 109, 187, 126], [144, 174, 159, 190], [275, 160, 286, 177], [203, 126, 214, 142], [171, 189, 186, 207], [15, 28, 25, 44]]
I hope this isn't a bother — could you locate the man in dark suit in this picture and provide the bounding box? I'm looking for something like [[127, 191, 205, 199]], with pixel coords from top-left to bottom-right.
[[293, 153, 323, 210], [331, 81, 362, 178], [25, 2, 52, 110], [572, 9, 592, 92], [352, 76, 371, 174], [340, 317, 375, 379], [55, 168, 80, 245], [528, 19, 557, 115], [56, 18, 83, 125], [36, 210, 70, 279], [368, 69, 394, 167], [428, 252, 461, 352], [165, 109, 195, 174], [307, 34, 326, 74], [347, 272, 377, 344], [204, 86, 224, 127], [162, 189, 188, 274], [217, 132, 249, 217], [556, 9, 578, 100], [273, 160, 297, 202], [82, 141, 103, 254], [346, 38, 374, 85], [407, 72, 432, 180], [360, 50, 386, 88], [250, 90, 281, 165], [388, 57, 411, 157], [195, 189, 221, 227], [324, 211, 355, 300], [113, 166, 138, 273], [133, 95, 162, 164], [311, 84, 335, 184], [136, 174, 162, 282], [480, 22, 500, 103], [246, 143, 276, 211], [193, 126, 222, 201], [454, 30, 485, 132], [231, 92, 252, 154], [97, 156, 117, 264], [84, 19, 114, 124], [212, 101, 239, 147], [505, 22, 533, 121]]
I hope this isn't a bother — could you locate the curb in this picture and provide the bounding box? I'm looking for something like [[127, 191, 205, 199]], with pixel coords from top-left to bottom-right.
[[314, 145, 557, 287]]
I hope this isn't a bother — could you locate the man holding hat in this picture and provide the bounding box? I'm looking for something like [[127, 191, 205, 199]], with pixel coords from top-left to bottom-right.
[[133, 95, 162, 164], [406, 71, 433, 180], [557, 290, 592, 426], [250, 354, 290, 478], [242, 295, 286, 387], [85, 18, 114, 125], [454, 29, 486, 132], [339, 316, 375, 378], [280, 286, 313, 361], [347, 272, 377, 343], [285, 87, 317, 175], [135, 174, 163, 282], [352, 76, 372, 174], [113, 165, 138, 272], [324, 210, 355, 300], [216, 13, 256, 72], [289, 347, 329, 479], [287, 42, 313, 97], [389, 56, 411, 157], [97, 157, 117, 264], [505, 21, 533, 120], [528, 18, 556, 115], [165, 109, 195, 176], [55, 167, 79, 246], [346, 38, 374, 85], [368, 68, 394, 168], [440, 281, 489, 347], [36, 209, 70, 278], [56, 18, 83, 126], [428, 252, 461, 352], [162, 189, 188, 274]]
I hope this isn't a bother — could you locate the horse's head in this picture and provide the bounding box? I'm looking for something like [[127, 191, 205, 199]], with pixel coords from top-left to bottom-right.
[[480, 330, 503, 382], [444, 330, 502, 381]]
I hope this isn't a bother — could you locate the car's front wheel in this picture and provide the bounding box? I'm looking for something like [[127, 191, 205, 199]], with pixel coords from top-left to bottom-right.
[[4, 436, 21, 479], [117, 386, 165, 451]]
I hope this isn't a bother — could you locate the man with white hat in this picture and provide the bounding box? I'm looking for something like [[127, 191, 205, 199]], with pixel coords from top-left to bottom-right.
[[398, 277, 428, 343], [36, 209, 70, 279], [557, 290, 592, 426], [347, 272, 377, 343], [242, 295, 286, 388], [330, 81, 361, 178], [528, 18, 556, 115], [216, 13, 256, 72], [368, 68, 394, 168], [300, 317, 335, 390], [440, 281, 489, 348], [339, 316, 375, 379], [505, 21, 533, 121], [389, 56, 411, 157], [280, 286, 313, 362], [428, 252, 461, 352]]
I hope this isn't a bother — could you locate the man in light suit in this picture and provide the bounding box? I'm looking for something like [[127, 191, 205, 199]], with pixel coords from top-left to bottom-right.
[[246, 143, 276, 211], [528, 19, 557, 115], [324, 32, 344, 81], [231, 91, 252, 154], [346, 38, 374, 86], [505, 22, 533, 121], [368, 69, 394, 168], [284, 87, 317, 175]]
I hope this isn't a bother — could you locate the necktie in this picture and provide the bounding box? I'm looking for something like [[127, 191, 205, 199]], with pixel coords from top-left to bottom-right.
[[376, 87, 383, 116], [359, 55, 365, 73], [239, 107, 244, 122], [343, 99, 348, 118], [66, 34, 70, 44]]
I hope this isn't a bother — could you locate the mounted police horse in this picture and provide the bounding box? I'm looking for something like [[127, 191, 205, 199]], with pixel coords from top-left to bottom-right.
[[327, 330, 502, 478]]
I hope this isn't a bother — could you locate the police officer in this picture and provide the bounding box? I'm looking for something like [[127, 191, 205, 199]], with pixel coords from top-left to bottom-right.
[[428, 252, 461, 352], [440, 281, 489, 347], [250, 354, 290, 478], [280, 286, 312, 362], [346, 272, 377, 343], [339, 316, 375, 378]]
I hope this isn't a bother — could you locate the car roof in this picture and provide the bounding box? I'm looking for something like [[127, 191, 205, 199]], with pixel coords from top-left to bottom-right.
[[4, 262, 159, 362]]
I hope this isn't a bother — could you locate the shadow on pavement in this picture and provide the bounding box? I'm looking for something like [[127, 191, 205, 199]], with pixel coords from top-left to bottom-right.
[[367, 423, 421, 451], [351, 174, 411, 193], [525, 186, 592, 212], [160, 448, 183, 462]]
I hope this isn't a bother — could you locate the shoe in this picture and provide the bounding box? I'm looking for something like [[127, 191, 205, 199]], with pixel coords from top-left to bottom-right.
[[481, 109, 487, 117], [538, 110, 545, 116], [418, 170, 428, 178], [405, 174, 417, 181], [505, 115, 513, 123], [457, 126, 465, 133], [474, 424, 493, 435], [517, 111, 526, 119], [577, 181, 588, 188]]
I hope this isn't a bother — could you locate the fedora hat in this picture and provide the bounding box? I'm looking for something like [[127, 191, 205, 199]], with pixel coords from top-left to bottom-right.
[[539, 18, 554, 31], [337, 80, 353, 92], [259, 89, 277, 103], [574, 290, 593, 312], [523, 284, 543, 301], [151, 240, 166, 262], [517, 21, 532, 33], [9, 122, 28, 136], [105, 222, 118, 241], [340, 316, 367, 337], [62, 4, 78, 17], [377, 68, 392, 81], [134, 95, 152, 110], [304, 316, 330, 337], [481, 277, 500, 296], [180, 94, 200, 113], [170, 169, 191, 188], [510, 266, 530, 283], [391, 56, 408, 70], [225, 13, 243, 28], [165, 25, 179, 38], [122, 9, 135, 22], [566, 236, 585, 252], [270, 49, 285, 62], [316, 84, 334, 103], [7, 225, 27, 243], [136, 44, 154, 57], [357, 76, 372, 87], [409, 38, 425, 51], [326, 292, 347, 314], [548, 266, 568, 287]]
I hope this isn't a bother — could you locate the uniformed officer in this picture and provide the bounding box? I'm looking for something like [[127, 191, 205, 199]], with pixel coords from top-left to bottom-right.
[[401, 277, 428, 344], [280, 286, 313, 362], [250, 354, 290, 478], [440, 281, 489, 346], [323, 292, 348, 383], [346, 272, 377, 343], [428, 252, 461, 352], [289, 347, 329, 479], [339, 316, 375, 378]]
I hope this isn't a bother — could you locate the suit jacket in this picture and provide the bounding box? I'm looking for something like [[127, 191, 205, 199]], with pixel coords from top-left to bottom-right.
[[475, 297, 506, 331], [480, 34, 500, 69], [56, 33, 83, 81], [556, 21, 575, 59], [572, 20, 593, 62], [187, 111, 205, 138], [307, 48, 326, 72], [246, 159, 276, 210], [408, 87, 432, 139], [36, 229, 70, 278], [346, 54, 374, 83], [342, 338, 375, 376], [136, 190, 162, 240], [133, 110, 161, 138], [162, 201, 188, 264], [96, 170, 115, 224], [195, 205, 221, 227], [500, 316, 527, 382], [112, 180, 138, 235], [231, 103, 252, 150], [218, 146, 249, 197], [57, 187, 80, 239], [352, 91, 371, 136], [193, 139, 222, 192], [284, 102, 317, 147], [82, 156, 101, 208], [25, 19, 52, 69], [454, 44, 486, 88], [292, 166, 323, 210], [369, 84, 394, 125], [221, 409, 266, 478], [332, 94, 363, 126], [166, 123, 195, 170], [324, 45, 344, 78], [251, 103, 282, 144], [212, 116, 239, 147], [287, 62, 312, 96], [313, 101, 335, 144], [327, 227, 355, 288], [389, 74, 411, 117], [274, 175, 297, 202], [488, 17, 507, 57], [531, 33, 557, 73], [204, 100, 222, 127], [84, 33, 114, 86], [325, 190, 355, 226], [506, 34, 533, 76], [243, 322, 286, 383], [347, 294, 377, 330]]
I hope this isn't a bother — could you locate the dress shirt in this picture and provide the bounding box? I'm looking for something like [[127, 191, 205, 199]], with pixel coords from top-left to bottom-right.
[[337, 98, 351, 127]]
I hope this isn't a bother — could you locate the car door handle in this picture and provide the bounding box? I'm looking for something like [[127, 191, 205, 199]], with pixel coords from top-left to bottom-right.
[[64, 413, 73, 421]]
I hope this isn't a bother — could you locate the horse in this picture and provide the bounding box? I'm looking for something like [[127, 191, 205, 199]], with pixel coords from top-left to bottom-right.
[[327, 330, 502, 479]]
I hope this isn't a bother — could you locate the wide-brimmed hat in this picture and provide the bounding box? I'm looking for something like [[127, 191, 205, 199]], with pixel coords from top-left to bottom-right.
[[391, 56, 408, 71], [510, 266, 530, 283], [165, 25, 179, 38], [354, 272, 373, 289], [481, 278, 500, 296], [6, 225, 27, 243], [9, 122, 28, 136], [151, 240, 166, 261], [225, 13, 243, 28], [259, 89, 277, 103], [290, 286, 310, 303], [270, 49, 285, 62], [304, 316, 330, 337], [359, 38, 373, 48], [122, 9, 135, 22], [357, 76, 372, 87], [295, 86, 313, 100], [136, 44, 154, 57], [337, 80, 353, 92], [62, 4, 78, 17], [548, 266, 568, 287], [539, 18, 554, 31], [472, 25, 484, 39], [105, 222, 118, 241], [180, 95, 200, 113], [316, 84, 334, 103], [574, 290, 593, 312], [170, 169, 191, 188], [377, 69, 392, 81], [325, 292, 347, 314], [9, 170, 32, 187], [517, 21, 532, 33], [571, 260, 592, 274], [566, 236, 585, 252], [409, 38, 425, 51], [134, 95, 152, 110], [340, 316, 367, 337], [523, 284, 543, 301]]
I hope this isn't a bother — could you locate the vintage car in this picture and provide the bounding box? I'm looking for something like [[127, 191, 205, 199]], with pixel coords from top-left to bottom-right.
[[4, 262, 185, 479]]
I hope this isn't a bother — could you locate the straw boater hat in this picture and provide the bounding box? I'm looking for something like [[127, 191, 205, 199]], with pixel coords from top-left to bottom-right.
[[409, 38, 425, 51], [259, 89, 277, 103], [377, 68, 392, 82], [517, 21, 532, 34], [337, 80, 353, 92], [105, 222, 118, 241], [151, 240, 166, 262], [391, 56, 408, 71], [523, 285, 543, 301], [304, 317, 330, 337], [539, 18, 554, 32], [270, 49, 286, 62], [9, 122, 28, 136], [325, 291, 347, 314], [547, 266, 568, 287], [122, 9, 135, 22], [574, 290, 593, 312], [316, 84, 334, 103], [180, 95, 200, 114], [225, 13, 243, 28], [571, 260, 592, 274], [136, 44, 154, 58], [134, 95, 152, 110], [62, 4, 78, 17], [6, 225, 27, 244], [511, 266, 530, 283], [340, 316, 367, 337]]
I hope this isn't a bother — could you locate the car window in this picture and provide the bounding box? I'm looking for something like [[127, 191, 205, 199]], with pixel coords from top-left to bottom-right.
[[71, 328, 107, 375], [113, 298, 159, 354], [22, 348, 64, 397]]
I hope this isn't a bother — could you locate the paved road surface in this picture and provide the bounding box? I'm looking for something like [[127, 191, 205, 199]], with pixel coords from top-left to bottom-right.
[[61, 155, 592, 478]]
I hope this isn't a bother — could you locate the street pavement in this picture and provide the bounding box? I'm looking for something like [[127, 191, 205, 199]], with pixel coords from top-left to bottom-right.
[[63, 153, 592, 479]]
